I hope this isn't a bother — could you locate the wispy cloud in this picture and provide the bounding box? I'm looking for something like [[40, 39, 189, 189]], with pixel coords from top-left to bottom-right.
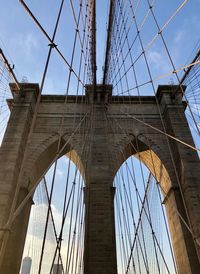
[[174, 29, 185, 44], [56, 168, 64, 176], [147, 48, 170, 74], [11, 33, 39, 59]]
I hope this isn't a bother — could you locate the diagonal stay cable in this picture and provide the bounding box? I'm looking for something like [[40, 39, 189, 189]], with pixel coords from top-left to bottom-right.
[[0, 0, 68, 267], [118, 169, 150, 273], [145, 0, 200, 137], [113, 112, 200, 248], [120, 110, 200, 153], [116, 60, 200, 96], [124, 172, 152, 274], [69, 0, 88, 64], [124, 166, 172, 274], [43, 177, 65, 272], [19, 0, 84, 86], [144, 0, 189, 52], [0, 48, 20, 90], [1, 112, 88, 231]]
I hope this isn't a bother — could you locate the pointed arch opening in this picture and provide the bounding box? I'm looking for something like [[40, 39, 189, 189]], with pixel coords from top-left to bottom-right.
[[21, 138, 85, 273], [114, 153, 177, 274], [112, 133, 183, 273]]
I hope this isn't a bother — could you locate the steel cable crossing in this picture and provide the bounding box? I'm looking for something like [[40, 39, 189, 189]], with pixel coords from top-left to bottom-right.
[[0, 0, 199, 273], [106, 113, 178, 274], [0, 0, 96, 273], [102, 0, 200, 273], [21, 0, 199, 272]]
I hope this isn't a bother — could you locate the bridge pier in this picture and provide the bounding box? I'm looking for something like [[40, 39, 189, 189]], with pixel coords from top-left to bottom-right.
[[84, 182, 117, 274], [0, 84, 38, 273], [0, 188, 32, 273], [160, 87, 200, 272], [83, 97, 117, 274]]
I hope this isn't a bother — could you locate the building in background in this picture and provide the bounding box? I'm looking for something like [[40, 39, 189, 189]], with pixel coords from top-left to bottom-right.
[[21, 257, 32, 274], [52, 264, 63, 274]]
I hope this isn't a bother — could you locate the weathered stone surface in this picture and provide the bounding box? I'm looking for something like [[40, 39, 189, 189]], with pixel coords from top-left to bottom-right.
[[0, 83, 199, 273]]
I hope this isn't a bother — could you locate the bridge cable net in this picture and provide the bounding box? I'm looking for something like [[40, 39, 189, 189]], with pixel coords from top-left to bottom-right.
[[103, 0, 200, 137], [103, 0, 200, 220], [114, 166, 177, 274], [102, 0, 200, 273], [19, 0, 96, 273], [0, 0, 199, 273], [0, 51, 15, 144], [0, 0, 95, 273], [181, 42, 200, 150], [106, 108, 179, 273]]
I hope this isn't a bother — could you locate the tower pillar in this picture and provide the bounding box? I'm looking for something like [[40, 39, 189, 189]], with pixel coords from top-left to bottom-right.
[[158, 86, 200, 273], [0, 84, 38, 274], [84, 85, 117, 274]]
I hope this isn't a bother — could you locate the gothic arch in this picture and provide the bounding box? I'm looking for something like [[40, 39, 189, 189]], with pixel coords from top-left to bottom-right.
[[114, 134, 200, 274], [1, 84, 199, 274], [23, 135, 84, 191], [114, 135, 172, 194]]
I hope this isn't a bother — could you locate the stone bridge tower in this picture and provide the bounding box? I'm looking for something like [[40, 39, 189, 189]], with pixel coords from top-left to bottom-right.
[[0, 83, 199, 273]]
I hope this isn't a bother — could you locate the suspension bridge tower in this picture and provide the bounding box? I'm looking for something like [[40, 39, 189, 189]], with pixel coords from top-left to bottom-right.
[[0, 1, 200, 274]]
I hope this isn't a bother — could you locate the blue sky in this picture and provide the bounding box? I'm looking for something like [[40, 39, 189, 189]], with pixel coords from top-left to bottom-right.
[[0, 0, 199, 93], [0, 0, 108, 92]]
